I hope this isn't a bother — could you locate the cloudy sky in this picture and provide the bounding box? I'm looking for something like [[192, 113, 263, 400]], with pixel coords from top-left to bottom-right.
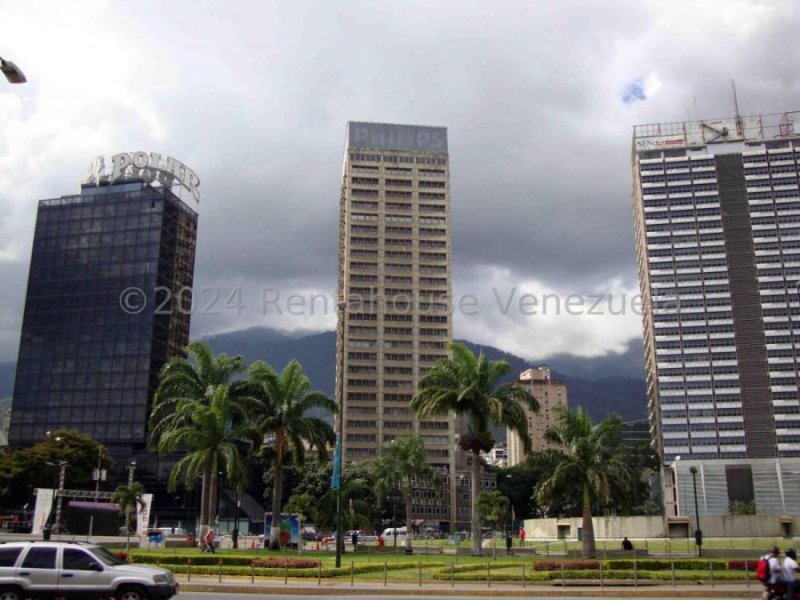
[[1, 0, 798, 363]]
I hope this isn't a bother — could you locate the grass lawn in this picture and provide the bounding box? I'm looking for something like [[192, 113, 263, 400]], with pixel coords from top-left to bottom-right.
[[116, 541, 774, 584], [124, 535, 790, 562]]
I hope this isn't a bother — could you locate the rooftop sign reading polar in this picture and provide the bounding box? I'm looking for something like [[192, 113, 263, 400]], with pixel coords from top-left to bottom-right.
[[83, 152, 200, 203], [348, 122, 447, 153]]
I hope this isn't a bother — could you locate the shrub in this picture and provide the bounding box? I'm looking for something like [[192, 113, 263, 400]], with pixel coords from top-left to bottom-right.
[[164, 561, 427, 578], [113, 552, 129, 563], [533, 560, 600, 571], [250, 558, 321, 569], [605, 559, 729, 571], [433, 562, 518, 574], [129, 554, 254, 566], [727, 560, 757, 571]]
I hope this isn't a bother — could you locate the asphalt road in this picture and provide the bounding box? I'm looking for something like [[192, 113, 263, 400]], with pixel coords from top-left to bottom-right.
[[176, 593, 753, 600]]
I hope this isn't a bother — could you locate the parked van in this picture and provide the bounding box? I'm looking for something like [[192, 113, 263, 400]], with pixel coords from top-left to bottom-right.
[[381, 526, 407, 537], [148, 527, 187, 537]]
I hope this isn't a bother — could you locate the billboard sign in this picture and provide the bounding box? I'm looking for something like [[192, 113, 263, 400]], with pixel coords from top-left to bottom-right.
[[635, 134, 686, 151], [83, 152, 200, 203], [348, 122, 447, 153], [263, 513, 300, 548]]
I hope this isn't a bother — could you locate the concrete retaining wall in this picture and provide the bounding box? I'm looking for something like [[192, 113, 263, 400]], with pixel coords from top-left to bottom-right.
[[523, 514, 800, 539]]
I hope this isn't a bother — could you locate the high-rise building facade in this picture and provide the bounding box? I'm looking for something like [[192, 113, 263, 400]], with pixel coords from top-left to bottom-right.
[[10, 166, 198, 461], [507, 366, 568, 466], [336, 121, 457, 526], [632, 111, 800, 515]]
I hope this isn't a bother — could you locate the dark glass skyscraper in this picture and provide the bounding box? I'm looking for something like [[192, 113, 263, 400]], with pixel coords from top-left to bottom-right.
[[9, 178, 197, 459]]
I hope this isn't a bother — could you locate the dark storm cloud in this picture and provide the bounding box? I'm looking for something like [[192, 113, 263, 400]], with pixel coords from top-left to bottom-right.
[[2, 0, 800, 360]]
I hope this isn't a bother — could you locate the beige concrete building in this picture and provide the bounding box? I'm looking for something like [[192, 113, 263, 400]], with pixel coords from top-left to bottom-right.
[[507, 366, 568, 466], [335, 121, 458, 527]]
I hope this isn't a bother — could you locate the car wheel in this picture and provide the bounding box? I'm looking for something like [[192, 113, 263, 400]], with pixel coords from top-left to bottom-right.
[[0, 588, 22, 600], [117, 585, 149, 600]]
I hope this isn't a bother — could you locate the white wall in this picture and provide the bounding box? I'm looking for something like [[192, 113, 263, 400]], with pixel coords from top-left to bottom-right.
[[523, 514, 800, 539]]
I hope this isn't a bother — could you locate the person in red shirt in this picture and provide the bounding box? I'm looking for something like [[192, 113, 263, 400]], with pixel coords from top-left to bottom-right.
[[518, 527, 526, 548], [202, 529, 215, 553]]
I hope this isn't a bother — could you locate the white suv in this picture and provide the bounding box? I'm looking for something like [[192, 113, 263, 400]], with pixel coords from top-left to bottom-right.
[[0, 541, 178, 600]]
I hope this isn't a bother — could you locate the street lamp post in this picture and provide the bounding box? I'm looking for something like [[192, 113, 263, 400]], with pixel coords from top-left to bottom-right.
[[127, 461, 136, 536], [335, 299, 346, 568], [173, 496, 181, 533], [53, 461, 67, 535], [92, 448, 106, 496], [689, 466, 702, 556], [88, 447, 106, 539], [0, 56, 26, 84]]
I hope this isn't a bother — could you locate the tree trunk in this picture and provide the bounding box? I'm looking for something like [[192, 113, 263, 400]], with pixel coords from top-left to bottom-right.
[[581, 483, 596, 558], [270, 435, 285, 550], [470, 452, 482, 556], [403, 486, 413, 553], [207, 469, 219, 536], [198, 466, 210, 538], [125, 505, 131, 550]]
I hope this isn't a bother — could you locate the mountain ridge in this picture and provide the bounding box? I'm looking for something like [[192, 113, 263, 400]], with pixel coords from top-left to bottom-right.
[[0, 327, 647, 431], [198, 327, 647, 423]]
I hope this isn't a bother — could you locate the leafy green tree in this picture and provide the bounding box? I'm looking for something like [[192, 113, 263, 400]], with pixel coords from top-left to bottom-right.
[[522, 450, 583, 518], [0, 430, 111, 508], [241, 360, 336, 550], [149, 342, 245, 534], [372, 435, 440, 553], [411, 342, 538, 555], [112, 481, 145, 550], [155, 385, 256, 536], [612, 440, 660, 515], [476, 490, 509, 529], [272, 455, 332, 508], [285, 493, 319, 527], [535, 407, 630, 558], [729, 500, 756, 515], [315, 461, 376, 533], [496, 462, 546, 522], [634, 498, 662, 516], [476, 490, 510, 556]]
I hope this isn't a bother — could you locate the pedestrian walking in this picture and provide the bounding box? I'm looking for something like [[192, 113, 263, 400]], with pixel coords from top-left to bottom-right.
[[201, 528, 215, 553]]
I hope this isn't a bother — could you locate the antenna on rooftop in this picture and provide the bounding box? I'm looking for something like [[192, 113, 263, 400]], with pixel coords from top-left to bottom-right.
[[730, 79, 743, 135]]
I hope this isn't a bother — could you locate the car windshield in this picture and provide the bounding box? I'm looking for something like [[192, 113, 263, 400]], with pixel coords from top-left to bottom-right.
[[89, 546, 125, 566]]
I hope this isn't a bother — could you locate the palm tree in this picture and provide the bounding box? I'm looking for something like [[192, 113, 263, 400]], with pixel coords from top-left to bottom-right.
[[112, 481, 145, 550], [150, 342, 246, 443], [475, 490, 509, 558], [241, 360, 336, 550], [317, 467, 373, 549], [535, 406, 630, 558], [149, 342, 245, 535], [411, 342, 539, 555], [372, 435, 440, 553], [156, 385, 256, 537]]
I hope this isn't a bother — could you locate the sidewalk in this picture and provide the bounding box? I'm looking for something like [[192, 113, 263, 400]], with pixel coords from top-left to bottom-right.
[[176, 573, 765, 597]]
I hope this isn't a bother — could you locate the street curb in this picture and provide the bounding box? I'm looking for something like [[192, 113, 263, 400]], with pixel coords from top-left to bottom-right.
[[178, 582, 763, 597]]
